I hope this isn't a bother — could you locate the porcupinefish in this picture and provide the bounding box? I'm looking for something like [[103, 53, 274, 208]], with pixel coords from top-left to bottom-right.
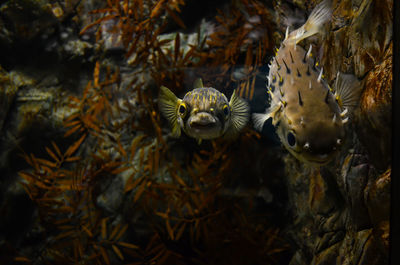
[[159, 79, 250, 143], [253, 0, 361, 165]]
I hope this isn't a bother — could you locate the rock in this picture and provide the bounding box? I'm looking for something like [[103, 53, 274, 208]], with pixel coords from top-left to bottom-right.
[[322, 0, 392, 78], [0, 175, 35, 245], [355, 43, 392, 170], [0, 67, 19, 133], [348, 0, 392, 77], [364, 168, 390, 226], [311, 242, 341, 265], [340, 152, 371, 230], [0, 0, 57, 43], [96, 174, 125, 214]]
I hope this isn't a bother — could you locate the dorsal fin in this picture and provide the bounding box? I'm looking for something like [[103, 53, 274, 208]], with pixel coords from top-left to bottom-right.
[[286, 0, 332, 44], [193, 78, 204, 88]]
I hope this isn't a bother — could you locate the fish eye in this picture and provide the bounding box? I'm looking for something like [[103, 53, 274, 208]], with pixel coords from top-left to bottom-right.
[[223, 105, 230, 116], [178, 103, 187, 117], [287, 132, 296, 147]]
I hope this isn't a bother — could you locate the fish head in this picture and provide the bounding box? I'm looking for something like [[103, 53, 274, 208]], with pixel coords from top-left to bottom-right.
[[276, 113, 345, 165], [179, 88, 231, 140]]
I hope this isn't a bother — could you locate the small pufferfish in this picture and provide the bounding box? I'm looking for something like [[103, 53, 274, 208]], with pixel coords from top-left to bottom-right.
[[158, 79, 250, 143], [253, 0, 361, 165]]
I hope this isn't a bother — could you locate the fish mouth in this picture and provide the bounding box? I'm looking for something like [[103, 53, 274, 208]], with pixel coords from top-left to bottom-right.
[[190, 121, 216, 129], [288, 146, 334, 165], [188, 112, 218, 129], [304, 153, 333, 165], [186, 112, 222, 139], [307, 157, 330, 165]]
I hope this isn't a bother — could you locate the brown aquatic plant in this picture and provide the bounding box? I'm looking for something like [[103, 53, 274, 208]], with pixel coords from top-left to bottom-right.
[[16, 0, 290, 264]]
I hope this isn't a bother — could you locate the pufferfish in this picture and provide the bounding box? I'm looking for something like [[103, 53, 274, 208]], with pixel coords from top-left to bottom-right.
[[253, 0, 361, 165], [158, 79, 250, 143]]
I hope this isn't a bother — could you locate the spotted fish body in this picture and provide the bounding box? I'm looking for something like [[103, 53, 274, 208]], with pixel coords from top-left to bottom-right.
[[253, 0, 361, 165], [159, 79, 249, 142]]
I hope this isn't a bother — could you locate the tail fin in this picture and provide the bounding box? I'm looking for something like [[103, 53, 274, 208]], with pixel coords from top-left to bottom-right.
[[287, 0, 332, 44]]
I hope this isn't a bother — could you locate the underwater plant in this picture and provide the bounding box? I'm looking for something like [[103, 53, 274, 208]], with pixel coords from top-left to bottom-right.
[[14, 0, 290, 264]]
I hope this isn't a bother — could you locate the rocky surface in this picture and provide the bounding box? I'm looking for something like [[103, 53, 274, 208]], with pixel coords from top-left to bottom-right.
[[0, 0, 392, 264]]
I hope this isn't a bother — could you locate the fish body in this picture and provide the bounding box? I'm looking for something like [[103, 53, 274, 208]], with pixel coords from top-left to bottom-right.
[[253, 0, 361, 165], [159, 79, 249, 142]]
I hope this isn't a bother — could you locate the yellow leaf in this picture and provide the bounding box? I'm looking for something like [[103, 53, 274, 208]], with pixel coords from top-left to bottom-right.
[[80, 14, 118, 36], [65, 133, 87, 157], [63, 112, 80, 123], [114, 224, 129, 241], [64, 124, 82, 137], [175, 222, 186, 240], [14, 257, 31, 262], [124, 174, 142, 193], [109, 223, 121, 240], [99, 246, 110, 265], [171, 171, 186, 187], [166, 219, 174, 240], [45, 147, 60, 163], [101, 218, 107, 239], [117, 138, 127, 157], [250, 75, 256, 100], [82, 225, 93, 237], [111, 166, 130, 175], [166, 7, 186, 29], [75, 239, 84, 259], [155, 212, 169, 219], [130, 134, 146, 160], [138, 148, 145, 170], [157, 250, 172, 265], [36, 158, 57, 169], [150, 0, 166, 18], [133, 179, 146, 202], [117, 241, 139, 249], [245, 43, 253, 67], [65, 156, 81, 162], [55, 230, 75, 240], [51, 141, 62, 158], [64, 119, 81, 128], [112, 245, 124, 260]]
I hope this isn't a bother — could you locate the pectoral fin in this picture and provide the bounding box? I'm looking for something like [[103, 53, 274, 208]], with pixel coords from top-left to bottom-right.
[[252, 103, 283, 131], [158, 86, 181, 137], [224, 91, 250, 139], [334, 72, 362, 111], [252, 113, 271, 131]]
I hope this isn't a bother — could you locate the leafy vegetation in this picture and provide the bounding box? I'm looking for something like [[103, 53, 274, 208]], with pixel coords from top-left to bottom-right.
[[16, 0, 289, 264]]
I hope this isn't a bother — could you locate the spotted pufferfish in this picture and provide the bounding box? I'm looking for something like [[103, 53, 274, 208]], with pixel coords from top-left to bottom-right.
[[158, 79, 250, 143], [253, 0, 361, 165]]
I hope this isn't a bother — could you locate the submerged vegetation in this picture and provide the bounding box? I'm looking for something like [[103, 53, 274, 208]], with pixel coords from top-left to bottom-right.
[[14, 0, 290, 264]]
